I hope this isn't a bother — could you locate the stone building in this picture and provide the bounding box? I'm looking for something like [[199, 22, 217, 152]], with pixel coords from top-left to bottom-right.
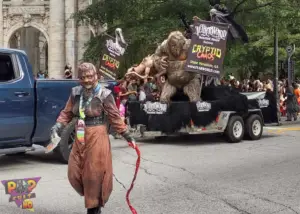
[[0, 0, 93, 78]]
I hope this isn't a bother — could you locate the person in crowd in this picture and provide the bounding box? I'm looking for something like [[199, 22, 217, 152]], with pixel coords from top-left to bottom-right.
[[138, 85, 147, 102], [280, 86, 286, 116], [37, 70, 46, 79], [64, 63, 72, 79], [293, 82, 300, 106], [285, 84, 298, 121], [127, 78, 138, 101]]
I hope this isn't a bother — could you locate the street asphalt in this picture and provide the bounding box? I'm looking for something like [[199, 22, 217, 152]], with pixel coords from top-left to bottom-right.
[[1, 124, 300, 214]]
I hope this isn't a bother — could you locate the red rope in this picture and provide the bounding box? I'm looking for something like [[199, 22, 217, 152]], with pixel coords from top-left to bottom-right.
[[126, 143, 141, 214]]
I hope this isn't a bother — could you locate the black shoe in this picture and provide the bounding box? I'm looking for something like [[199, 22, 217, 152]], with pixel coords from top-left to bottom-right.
[[87, 207, 101, 214]]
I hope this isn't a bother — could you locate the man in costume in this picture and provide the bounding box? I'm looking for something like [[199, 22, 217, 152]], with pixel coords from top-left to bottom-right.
[[50, 63, 136, 214]]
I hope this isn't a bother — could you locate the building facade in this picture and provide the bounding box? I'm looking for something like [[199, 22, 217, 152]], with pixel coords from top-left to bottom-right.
[[0, 0, 92, 78]]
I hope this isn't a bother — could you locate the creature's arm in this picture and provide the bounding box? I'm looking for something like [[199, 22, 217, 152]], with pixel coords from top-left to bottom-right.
[[120, 91, 137, 97], [183, 39, 191, 54], [153, 40, 168, 73], [56, 95, 74, 126], [154, 40, 167, 57]]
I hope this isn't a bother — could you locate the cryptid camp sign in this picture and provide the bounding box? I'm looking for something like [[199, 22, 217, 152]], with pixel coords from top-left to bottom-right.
[[185, 20, 230, 77], [99, 35, 127, 80]]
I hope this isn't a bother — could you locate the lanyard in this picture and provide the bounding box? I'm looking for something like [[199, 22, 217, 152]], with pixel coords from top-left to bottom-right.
[[79, 83, 101, 119]]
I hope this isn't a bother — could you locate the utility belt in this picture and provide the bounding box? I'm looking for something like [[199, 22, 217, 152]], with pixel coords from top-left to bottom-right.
[[84, 116, 106, 127]]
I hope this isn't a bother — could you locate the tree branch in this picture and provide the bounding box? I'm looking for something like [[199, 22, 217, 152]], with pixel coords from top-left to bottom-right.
[[231, 0, 250, 15], [235, 2, 273, 13]]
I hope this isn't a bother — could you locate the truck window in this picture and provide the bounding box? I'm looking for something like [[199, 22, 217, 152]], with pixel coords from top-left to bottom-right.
[[0, 54, 16, 82]]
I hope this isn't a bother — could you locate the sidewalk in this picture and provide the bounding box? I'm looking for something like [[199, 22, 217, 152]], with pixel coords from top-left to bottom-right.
[[267, 116, 300, 127]]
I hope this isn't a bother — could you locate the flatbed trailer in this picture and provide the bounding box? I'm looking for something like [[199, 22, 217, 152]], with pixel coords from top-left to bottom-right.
[[126, 90, 277, 143], [128, 108, 264, 143]]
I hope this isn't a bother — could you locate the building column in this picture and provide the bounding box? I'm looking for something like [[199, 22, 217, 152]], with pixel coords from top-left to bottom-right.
[[76, 0, 90, 70], [34, 31, 40, 75], [0, 0, 3, 47], [48, 0, 65, 78], [65, 0, 77, 77]]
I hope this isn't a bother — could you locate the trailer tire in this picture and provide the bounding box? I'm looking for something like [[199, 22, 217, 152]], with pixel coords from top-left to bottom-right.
[[54, 118, 77, 164], [245, 114, 263, 140], [225, 115, 244, 143]]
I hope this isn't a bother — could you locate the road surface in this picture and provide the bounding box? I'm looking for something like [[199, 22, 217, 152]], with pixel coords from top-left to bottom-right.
[[1, 126, 300, 214]]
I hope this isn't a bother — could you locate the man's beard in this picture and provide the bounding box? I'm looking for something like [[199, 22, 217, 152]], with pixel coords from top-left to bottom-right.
[[81, 81, 96, 98], [82, 87, 93, 99], [83, 83, 94, 89]]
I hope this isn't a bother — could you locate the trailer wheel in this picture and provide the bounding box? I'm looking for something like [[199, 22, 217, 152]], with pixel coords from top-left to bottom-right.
[[245, 114, 263, 140], [54, 118, 77, 164], [225, 115, 244, 143]]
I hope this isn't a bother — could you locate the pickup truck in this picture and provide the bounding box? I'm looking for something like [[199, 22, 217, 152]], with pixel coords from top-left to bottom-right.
[[0, 48, 115, 163]]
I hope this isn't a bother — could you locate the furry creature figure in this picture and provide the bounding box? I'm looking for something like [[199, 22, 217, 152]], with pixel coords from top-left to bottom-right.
[[153, 31, 201, 103]]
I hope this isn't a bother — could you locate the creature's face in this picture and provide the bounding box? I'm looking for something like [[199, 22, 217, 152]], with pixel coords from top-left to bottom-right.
[[78, 63, 98, 89], [167, 32, 186, 58]]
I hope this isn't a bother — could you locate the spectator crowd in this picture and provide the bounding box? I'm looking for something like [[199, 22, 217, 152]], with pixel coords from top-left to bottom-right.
[[221, 75, 300, 121]]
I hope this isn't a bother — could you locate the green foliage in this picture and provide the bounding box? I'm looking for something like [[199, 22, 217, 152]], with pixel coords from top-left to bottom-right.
[[72, 0, 300, 79]]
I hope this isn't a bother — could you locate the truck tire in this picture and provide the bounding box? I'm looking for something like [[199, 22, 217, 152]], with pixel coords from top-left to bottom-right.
[[225, 115, 244, 143], [245, 114, 263, 140], [54, 118, 77, 164]]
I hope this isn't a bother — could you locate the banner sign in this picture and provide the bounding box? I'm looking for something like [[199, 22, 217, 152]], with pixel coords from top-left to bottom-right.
[[99, 35, 127, 80], [184, 20, 230, 77]]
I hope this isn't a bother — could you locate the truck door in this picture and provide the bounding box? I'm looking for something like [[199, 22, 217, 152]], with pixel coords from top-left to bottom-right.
[[0, 53, 34, 147]]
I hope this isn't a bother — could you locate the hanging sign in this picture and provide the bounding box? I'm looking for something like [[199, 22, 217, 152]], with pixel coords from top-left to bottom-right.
[[185, 20, 230, 77], [99, 29, 127, 80]]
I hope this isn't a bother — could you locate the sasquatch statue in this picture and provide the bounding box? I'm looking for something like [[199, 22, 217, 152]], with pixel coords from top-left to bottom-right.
[[153, 31, 201, 103]]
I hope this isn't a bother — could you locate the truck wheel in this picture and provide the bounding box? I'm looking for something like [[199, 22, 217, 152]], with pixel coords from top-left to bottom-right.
[[54, 118, 77, 164], [225, 115, 244, 143], [245, 114, 263, 140]]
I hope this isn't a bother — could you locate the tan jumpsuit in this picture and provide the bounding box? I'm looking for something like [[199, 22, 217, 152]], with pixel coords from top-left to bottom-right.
[[56, 85, 127, 208]]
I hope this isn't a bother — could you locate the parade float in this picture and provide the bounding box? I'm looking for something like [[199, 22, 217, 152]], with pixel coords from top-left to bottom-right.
[[100, 4, 278, 143]]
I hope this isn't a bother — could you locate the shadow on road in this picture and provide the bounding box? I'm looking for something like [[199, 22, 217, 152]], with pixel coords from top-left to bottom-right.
[[137, 133, 278, 146], [0, 134, 278, 166], [0, 151, 65, 168]]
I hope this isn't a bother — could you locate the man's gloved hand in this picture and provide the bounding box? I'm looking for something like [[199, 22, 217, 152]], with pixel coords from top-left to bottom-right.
[[122, 130, 137, 149], [46, 122, 64, 153], [128, 141, 137, 149], [50, 122, 65, 137]]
